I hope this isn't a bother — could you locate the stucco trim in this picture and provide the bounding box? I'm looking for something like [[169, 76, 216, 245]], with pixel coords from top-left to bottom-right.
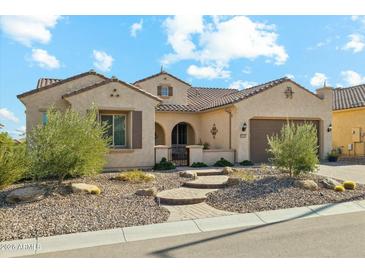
[[17, 71, 108, 99], [62, 78, 162, 102], [134, 71, 191, 87]]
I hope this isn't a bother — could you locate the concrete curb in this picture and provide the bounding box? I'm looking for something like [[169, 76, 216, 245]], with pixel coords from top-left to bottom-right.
[[1, 199, 365, 257]]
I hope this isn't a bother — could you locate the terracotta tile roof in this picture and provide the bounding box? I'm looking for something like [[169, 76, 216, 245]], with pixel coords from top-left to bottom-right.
[[36, 78, 61, 88], [63, 78, 162, 102], [134, 71, 191, 87], [333, 84, 365, 110]]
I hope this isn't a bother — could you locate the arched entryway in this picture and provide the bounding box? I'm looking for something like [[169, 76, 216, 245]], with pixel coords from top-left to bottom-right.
[[171, 122, 195, 146], [155, 122, 165, 145]]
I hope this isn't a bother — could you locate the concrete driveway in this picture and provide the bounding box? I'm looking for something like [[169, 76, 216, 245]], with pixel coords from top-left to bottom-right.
[[316, 163, 365, 184]]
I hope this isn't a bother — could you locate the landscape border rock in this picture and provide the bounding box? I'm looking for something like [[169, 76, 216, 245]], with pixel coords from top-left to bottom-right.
[[294, 179, 319, 191], [6, 186, 46, 204], [135, 187, 157, 197], [179, 171, 197, 180], [71, 183, 101, 195]]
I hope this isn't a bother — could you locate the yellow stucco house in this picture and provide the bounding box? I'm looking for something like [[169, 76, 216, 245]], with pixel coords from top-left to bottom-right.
[[17, 70, 333, 168], [332, 84, 365, 156]]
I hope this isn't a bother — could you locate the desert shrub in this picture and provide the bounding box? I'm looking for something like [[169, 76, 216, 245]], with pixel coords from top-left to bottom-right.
[[27, 107, 109, 182], [335, 185, 345, 192], [230, 170, 254, 182], [0, 132, 29, 189], [342, 181, 356, 190], [214, 157, 234, 167], [116, 169, 155, 183], [267, 122, 319, 177], [191, 162, 208, 167], [203, 142, 210, 150], [154, 157, 176, 170], [327, 149, 340, 162], [239, 160, 254, 166]]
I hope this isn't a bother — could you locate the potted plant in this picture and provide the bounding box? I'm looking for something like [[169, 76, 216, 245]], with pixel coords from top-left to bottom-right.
[[327, 149, 340, 162]]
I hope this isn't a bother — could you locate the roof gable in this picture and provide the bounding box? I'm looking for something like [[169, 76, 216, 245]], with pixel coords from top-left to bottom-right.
[[134, 71, 191, 87]]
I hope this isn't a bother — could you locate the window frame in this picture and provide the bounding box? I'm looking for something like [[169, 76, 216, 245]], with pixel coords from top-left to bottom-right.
[[160, 85, 170, 97], [100, 113, 127, 148]]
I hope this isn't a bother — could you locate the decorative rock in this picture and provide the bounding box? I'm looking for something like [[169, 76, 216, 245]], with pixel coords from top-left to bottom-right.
[[6, 186, 46, 204], [294, 179, 318, 191], [318, 178, 339, 190], [71, 183, 101, 195], [179, 171, 197, 179], [135, 186, 158, 197], [222, 167, 234, 175], [226, 177, 241, 185]]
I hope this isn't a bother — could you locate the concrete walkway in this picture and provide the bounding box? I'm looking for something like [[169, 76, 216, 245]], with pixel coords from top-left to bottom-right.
[[316, 163, 365, 184]]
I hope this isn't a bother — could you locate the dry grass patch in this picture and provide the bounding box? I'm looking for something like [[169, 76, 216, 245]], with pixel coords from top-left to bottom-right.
[[115, 170, 155, 184], [230, 170, 255, 182]]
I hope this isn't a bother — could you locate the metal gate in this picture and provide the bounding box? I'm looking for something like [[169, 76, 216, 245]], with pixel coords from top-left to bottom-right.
[[169, 146, 189, 166]]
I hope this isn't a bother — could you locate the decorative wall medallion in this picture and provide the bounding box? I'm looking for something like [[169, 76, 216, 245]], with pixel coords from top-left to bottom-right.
[[210, 123, 218, 139], [110, 89, 120, 97], [284, 86, 294, 99]]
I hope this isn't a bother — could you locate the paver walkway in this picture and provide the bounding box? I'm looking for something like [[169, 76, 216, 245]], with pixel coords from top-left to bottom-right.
[[156, 171, 233, 221]]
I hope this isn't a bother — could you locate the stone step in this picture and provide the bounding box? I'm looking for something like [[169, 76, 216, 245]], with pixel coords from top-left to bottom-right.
[[195, 169, 224, 176], [156, 187, 216, 205], [183, 175, 229, 189]]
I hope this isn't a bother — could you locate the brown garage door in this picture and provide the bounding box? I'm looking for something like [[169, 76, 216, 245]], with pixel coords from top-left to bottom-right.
[[250, 119, 320, 163]]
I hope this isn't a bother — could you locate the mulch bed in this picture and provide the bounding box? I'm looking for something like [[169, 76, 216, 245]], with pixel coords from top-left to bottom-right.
[[206, 167, 365, 214], [0, 171, 188, 242]]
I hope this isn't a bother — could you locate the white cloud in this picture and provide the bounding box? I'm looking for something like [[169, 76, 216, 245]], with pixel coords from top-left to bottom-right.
[[285, 74, 295, 80], [31, 49, 60, 69], [0, 108, 19, 123], [229, 80, 257, 90], [162, 16, 288, 79], [0, 15, 61, 47], [351, 15, 365, 25], [310, 73, 328, 87], [92, 50, 114, 72], [341, 70, 365, 86], [342, 34, 365, 53], [187, 65, 230, 79], [130, 19, 143, 37]]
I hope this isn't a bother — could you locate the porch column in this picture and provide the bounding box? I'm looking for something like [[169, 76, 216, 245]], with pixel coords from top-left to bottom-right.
[[186, 145, 203, 166], [154, 145, 169, 164]]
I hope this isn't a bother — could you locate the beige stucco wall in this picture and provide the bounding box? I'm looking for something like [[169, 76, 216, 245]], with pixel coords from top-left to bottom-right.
[[135, 73, 190, 105], [65, 81, 159, 168], [202, 149, 235, 165], [19, 74, 105, 133], [231, 82, 332, 162]]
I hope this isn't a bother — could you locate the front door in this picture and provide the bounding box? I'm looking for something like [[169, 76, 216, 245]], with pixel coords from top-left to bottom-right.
[[171, 123, 189, 166]]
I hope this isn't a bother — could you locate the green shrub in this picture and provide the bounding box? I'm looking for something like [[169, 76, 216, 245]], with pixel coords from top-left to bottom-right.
[[0, 132, 29, 189], [154, 157, 176, 170], [116, 169, 155, 183], [214, 157, 234, 167], [335, 185, 345, 192], [203, 142, 210, 150], [191, 162, 208, 167], [239, 160, 254, 166], [327, 149, 339, 162], [27, 107, 109, 182], [342, 181, 356, 190], [267, 122, 319, 177]]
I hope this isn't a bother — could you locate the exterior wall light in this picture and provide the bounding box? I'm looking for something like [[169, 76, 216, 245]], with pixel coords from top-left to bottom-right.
[[327, 124, 332, 132], [242, 122, 247, 132]]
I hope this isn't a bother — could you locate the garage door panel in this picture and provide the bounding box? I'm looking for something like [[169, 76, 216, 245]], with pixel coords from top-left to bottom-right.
[[250, 119, 320, 163]]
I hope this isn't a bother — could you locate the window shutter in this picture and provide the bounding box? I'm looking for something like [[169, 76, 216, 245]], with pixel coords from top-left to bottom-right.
[[157, 86, 162, 96], [132, 111, 142, 149], [168, 86, 173, 96]]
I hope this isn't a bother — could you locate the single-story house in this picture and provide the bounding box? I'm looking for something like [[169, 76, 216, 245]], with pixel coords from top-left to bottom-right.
[[17, 70, 333, 168], [332, 84, 365, 156]]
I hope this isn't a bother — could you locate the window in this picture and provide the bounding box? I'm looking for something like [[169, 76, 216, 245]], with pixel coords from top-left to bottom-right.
[[100, 114, 126, 147], [161, 86, 169, 97], [41, 112, 48, 125]]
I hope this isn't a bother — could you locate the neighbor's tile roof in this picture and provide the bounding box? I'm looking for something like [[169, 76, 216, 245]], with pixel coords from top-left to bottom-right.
[[36, 78, 61, 88], [333, 84, 365, 110]]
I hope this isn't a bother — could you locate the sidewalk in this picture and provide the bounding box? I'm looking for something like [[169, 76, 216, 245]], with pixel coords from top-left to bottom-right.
[[1, 199, 365, 258]]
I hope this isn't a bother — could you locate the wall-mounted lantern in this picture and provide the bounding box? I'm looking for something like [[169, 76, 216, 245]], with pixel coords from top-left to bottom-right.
[[327, 124, 332, 132], [210, 123, 218, 139], [241, 122, 247, 132], [284, 86, 294, 99]]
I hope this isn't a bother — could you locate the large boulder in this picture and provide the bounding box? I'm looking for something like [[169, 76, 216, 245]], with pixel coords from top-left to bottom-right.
[[294, 180, 319, 191], [318, 178, 339, 190], [71, 183, 101, 195], [6, 186, 46, 204], [222, 167, 234, 175], [135, 186, 158, 197], [179, 171, 197, 179]]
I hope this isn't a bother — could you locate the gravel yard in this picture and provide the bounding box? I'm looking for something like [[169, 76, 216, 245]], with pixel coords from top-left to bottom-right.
[[0, 171, 188, 241], [206, 167, 365, 214]]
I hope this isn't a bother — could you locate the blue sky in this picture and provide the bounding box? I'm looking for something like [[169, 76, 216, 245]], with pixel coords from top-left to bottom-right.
[[1, 15, 365, 137]]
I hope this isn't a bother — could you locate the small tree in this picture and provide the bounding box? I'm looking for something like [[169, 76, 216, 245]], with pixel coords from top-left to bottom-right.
[[0, 132, 28, 189], [28, 107, 109, 182], [267, 122, 319, 177]]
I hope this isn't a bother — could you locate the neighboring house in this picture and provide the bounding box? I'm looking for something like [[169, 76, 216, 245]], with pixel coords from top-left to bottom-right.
[[17, 70, 332, 168], [332, 84, 365, 156]]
